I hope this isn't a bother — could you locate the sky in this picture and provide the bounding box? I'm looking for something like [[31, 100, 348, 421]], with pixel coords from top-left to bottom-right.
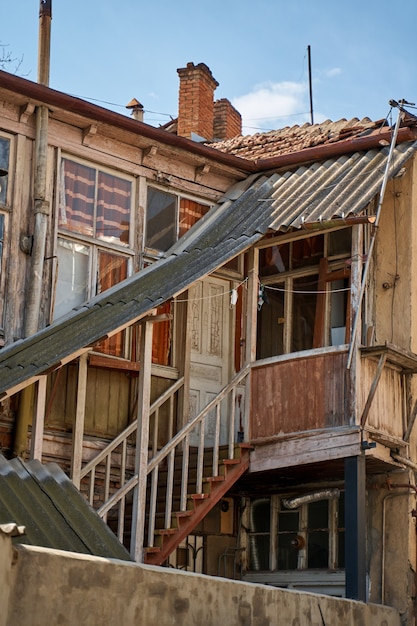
[[2, 1, 417, 136]]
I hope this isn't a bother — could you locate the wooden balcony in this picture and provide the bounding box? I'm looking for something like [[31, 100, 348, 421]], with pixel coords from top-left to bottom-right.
[[249, 343, 417, 474], [250, 347, 350, 441]]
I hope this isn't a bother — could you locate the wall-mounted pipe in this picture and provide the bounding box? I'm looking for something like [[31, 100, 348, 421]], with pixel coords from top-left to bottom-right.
[[381, 483, 417, 604], [15, 1, 52, 457], [282, 488, 340, 510]]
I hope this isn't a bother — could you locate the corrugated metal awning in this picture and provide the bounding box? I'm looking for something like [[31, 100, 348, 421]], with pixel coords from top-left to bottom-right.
[[0, 141, 416, 397], [0, 454, 132, 560]]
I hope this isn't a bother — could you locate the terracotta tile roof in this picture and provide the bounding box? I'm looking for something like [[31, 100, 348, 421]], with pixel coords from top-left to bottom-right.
[[207, 117, 387, 161]]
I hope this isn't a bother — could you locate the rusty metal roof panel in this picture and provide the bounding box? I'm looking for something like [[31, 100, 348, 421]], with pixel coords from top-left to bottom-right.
[[0, 454, 132, 560], [0, 142, 416, 397]]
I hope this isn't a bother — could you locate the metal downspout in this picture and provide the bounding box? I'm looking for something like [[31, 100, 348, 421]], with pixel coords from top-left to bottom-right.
[[14, 1, 52, 456]]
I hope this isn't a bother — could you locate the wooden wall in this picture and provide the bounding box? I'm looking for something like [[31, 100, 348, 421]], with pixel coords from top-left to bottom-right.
[[250, 350, 350, 440], [358, 358, 404, 441]]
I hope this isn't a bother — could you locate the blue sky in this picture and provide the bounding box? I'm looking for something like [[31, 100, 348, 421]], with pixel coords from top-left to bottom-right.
[[2, 1, 417, 135]]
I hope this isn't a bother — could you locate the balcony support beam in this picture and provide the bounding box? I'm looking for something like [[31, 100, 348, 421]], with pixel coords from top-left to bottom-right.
[[344, 454, 367, 602]]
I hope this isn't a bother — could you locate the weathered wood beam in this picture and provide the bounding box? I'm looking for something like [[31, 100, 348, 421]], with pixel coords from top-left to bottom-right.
[[30, 376, 47, 461], [130, 319, 153, 562], [82, 123, 97, 146], [71, 353, 88, 489], [359, 353, 387, 428]]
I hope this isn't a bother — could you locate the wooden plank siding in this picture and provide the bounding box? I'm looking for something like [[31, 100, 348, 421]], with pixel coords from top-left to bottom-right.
[[45, 363, 132, 437], [250, 349, 350, 439], [359, 357, 404, 441]]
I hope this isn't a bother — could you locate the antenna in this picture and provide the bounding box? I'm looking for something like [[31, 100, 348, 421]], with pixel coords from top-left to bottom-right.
[[307, 45, 314, 125]]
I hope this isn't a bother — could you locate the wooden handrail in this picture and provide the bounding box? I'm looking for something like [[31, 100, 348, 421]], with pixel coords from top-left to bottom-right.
[[147, 365, 250, 474], [80, 376, 184, 478]]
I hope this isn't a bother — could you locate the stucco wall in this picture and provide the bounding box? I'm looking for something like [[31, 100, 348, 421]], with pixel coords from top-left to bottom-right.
[[0, 534, 400, 626]]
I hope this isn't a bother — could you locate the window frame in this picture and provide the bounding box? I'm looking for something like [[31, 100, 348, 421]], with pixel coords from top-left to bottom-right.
[[144, 184, 212, 257], [247, 492, 345, 575], [257, 228, 352, 358], [53, 154, 136, 356], [0, 131, 13, 209]]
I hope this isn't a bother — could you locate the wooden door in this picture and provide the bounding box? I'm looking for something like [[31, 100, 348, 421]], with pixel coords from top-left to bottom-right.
[[189, 277, 232, 446]]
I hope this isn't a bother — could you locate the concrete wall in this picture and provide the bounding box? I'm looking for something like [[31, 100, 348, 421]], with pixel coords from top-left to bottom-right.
[[0, 534, 400, 626]]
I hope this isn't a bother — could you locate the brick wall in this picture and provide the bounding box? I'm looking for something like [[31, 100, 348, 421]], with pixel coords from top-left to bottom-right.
[[177, 62, 219, 141], [213, 98, 242, 140]]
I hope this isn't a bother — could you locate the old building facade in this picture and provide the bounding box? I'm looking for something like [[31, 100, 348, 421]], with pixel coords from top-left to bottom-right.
[[1, 61, 417, 624]]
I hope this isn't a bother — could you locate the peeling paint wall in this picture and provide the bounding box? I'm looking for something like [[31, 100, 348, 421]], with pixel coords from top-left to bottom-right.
[[2, 535, 400, 626], [368, 471, 417, 625]]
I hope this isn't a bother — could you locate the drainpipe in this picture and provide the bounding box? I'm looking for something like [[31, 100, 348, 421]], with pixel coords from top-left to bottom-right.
[[24, 0, 52, 337], [347, 101, 405, 370], [14, 1, 52, 457]]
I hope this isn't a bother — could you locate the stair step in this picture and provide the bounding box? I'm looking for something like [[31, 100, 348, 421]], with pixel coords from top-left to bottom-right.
[[155, 528, 178, 536]]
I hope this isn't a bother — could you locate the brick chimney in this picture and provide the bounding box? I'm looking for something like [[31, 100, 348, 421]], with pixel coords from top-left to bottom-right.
[[213, 98, 242, 140], [177, 62, 219, 141]]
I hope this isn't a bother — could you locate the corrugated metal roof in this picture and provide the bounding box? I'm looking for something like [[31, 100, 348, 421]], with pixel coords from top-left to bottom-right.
[[0, 142, 416, 398], [0, 454, 132, 560]]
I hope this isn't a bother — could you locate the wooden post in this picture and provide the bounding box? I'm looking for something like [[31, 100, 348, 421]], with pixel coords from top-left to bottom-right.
[[30, 376, 47, 461], [244, 248, 259, 440], [175, 292, 191, 429], [71, 353, 88, 489], [349, 225, 364, 425], [131, 319, 153, 562]]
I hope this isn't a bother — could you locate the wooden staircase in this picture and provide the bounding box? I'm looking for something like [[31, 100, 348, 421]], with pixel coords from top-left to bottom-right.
[[79, 365, 251, 565], [144, 444, 251, 565]]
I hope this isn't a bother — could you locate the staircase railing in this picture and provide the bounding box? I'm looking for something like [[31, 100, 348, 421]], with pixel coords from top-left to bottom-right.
[[97, 364, 250, 556], [80, 376, 184, 532]]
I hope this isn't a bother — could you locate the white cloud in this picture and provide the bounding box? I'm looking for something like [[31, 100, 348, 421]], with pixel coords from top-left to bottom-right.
[[232, 81, 310, 134], [324, 67, 342, 78]]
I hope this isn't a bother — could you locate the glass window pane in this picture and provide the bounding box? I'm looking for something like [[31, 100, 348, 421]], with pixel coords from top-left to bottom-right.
[[60, 159, 95, 237], [249, 535, 270, 571], [338, 531, 345, 568], [95, 250, 129, 357], [96, 171, 131, 246], [308, 530, 329, 568], [146, 187, 177, 251], [291, 236, 324, 269], [256, 284, 284, 359], [251, 499, 270, 532], [260, 244, 289, 276], [308, 500, 328, 530], [277, 533, 299, 570], [291, 275, 318, 352], [278, 510, 299, 532], [328, 229, 352, 256], [0, 137, 10, 206], [179, 198, 209, 237], [54, 239, 90, 319]]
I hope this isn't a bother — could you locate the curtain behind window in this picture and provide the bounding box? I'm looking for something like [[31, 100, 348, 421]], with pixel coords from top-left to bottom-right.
[[94, 251, 128, 357]]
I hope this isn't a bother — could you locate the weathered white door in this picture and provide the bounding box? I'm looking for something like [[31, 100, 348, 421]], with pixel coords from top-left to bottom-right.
[[189, 277, 232, 446]]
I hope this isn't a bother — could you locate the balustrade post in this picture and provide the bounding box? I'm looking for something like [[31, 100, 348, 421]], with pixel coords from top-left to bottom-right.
[[30, 375, 47, 461], [71, 353, 88, 489], [131, 319, 153, 562], [244, 248, 259, 440]]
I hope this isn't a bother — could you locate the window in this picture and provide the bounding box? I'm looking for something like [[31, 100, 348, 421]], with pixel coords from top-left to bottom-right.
[[55, 158, 134, 356], [0, 213, 4, 340], [257, 230, 351, 359], [145, 186, 210, 253], [0, 136, 10, 206], [248, 492, 345, 573]]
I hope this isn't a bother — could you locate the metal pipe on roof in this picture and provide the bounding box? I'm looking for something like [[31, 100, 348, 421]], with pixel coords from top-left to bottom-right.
[[346, 103, 405, 370]]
